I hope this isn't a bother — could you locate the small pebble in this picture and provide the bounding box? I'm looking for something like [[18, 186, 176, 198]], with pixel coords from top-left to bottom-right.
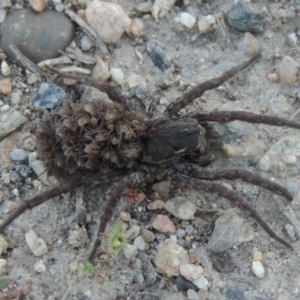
[[133, 236, 146, 251], [0, 78, 12, 94], [92, 57, 111, 81], [198, 15, 216, 33], [239, 32, 260, 55], [29, 0, 47, 12], [180, 264, 204, 280], [27, 73, 38, 85], [0, 9, 7, 23], [54, 3, 64, 12], [137, 1, 152, 13], [185, 225, 194, 235], [147, 199, 165, 210], [86, 0, 131, 44], [110, 68, 125, 85], [10, 90, 23, 105], [152, 215, 176, 232], [176, 228, 186, 239], [187, 289, 199, 300], [252, 260, 265, 278], [10, 149, 28, 161], [164, 196, 197, 220], [278, 56, 298, 86], [154, 241, 189, 276], [193, 275, 209, 290], [34, 259, 47, 272], [0, 235, 8, 255], [123, 244, 138, 260], [285, 223, 297, 241], [253, 251, 263, 261], [12, 188, 19, 196], [25, 229, 48, 256], [288, 32, 298, 46], [179, 12, 196, 28], [81, 35, 94, 51], [125, 224, 140, 240], [1, 60, 10, 75], [69, 261, 78, 272], [130, 18, 144, 36], [0, 259, 7, 275], [267, 72, 279, 82], [32, 83, 66, 109], [151, 181, 171, 198], [127, 72, 147, 89], [140, 227, 155, 243], [145, 40, 169, 71], [227, 2, 263, 33], [23, 136, 37, 151], [120, 211, 131, 222], [151, 0, 175, 22], [207, 211, 254, 252]]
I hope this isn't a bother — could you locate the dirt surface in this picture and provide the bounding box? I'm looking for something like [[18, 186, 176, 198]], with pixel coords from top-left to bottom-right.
[[1, 1, 300, 300]]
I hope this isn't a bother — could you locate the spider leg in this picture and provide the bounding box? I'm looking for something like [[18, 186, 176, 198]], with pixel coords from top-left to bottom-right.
[[0, 171, 126, 233], [165, 53, 261, 116], [183, 166, 293, 201], [190, 111, 300, 129], [167, 170, 293, 250], [88, 169, 152, 261]]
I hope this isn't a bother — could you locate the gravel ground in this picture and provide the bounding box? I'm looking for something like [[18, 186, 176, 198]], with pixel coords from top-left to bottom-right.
[[1, 1, 300, 300]]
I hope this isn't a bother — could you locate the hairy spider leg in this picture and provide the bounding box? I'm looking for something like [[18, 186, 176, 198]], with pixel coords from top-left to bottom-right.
[[88, 170, 149, 261], [168, 170, 293, 250], [0, 172, 126, 233], [165, 53, 261, 116]]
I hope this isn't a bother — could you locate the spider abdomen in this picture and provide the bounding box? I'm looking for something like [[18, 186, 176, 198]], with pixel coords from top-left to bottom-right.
[[37, 100, 146, 174]]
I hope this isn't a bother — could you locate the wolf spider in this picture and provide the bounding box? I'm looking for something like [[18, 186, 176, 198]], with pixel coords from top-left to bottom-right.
[[1, 53, 299, 262]]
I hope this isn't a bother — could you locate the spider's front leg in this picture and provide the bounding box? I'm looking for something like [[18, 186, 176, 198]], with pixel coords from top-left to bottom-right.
[[190, 110, 300, 129], [167, 170, 293, 250], [165, 53, 261, 116], [88, 168, 154, 261]]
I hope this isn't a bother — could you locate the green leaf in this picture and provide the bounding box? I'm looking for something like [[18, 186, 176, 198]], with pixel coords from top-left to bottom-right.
[[0, 278, 11, 289]]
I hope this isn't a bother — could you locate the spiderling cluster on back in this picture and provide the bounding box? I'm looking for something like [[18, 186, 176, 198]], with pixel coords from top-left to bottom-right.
[[38, 98, 147, 174]]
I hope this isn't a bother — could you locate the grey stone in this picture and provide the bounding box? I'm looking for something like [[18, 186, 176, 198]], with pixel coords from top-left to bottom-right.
[[32, 83, 66, 109], [10, 148, 28, 161], [258, 134, 300, 177], [1, 9, 75, 64], [207, 211, 255, 252], [164, 196, 197, 220], [227, 2, 263, 33]]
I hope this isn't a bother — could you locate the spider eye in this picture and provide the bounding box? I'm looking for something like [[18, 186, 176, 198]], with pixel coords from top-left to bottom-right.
[[184, 129, 191, 135]]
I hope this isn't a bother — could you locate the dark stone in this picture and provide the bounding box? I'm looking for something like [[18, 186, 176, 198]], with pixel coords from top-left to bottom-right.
[[170, 276, 199, 292], [210, 251, 236, 274], [227, 2, 263, 34], [226, 287, 245, 300], [145, 40, 169, 71], [1, 9, 75, 63], [32, 83, 66, 109]]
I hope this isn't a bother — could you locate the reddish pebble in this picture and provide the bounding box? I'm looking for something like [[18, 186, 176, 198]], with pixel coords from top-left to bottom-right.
[[0, 78, 12, 94], [267, 72, 279, 82], [152, 215, 175, 232]]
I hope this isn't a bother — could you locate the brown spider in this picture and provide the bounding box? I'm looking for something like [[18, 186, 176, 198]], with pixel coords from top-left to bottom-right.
[[1, 53, 299, 262]]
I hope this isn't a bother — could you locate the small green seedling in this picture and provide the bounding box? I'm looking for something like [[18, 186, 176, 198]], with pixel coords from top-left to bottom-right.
[[108, 222, 129, 253], [80, 261, 94, 276]]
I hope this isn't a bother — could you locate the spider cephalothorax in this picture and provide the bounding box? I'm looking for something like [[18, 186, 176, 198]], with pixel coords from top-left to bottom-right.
[[1, 53, 300, 263]]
